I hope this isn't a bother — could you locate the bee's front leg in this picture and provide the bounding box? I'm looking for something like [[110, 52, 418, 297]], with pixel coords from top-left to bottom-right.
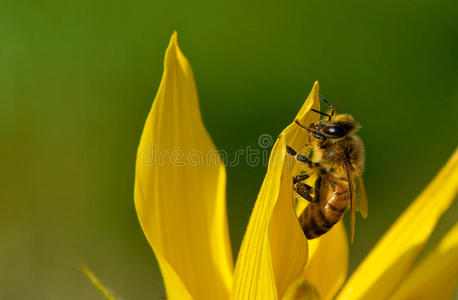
[[286, 146, 321, 169], [294, 119, 327, 142]]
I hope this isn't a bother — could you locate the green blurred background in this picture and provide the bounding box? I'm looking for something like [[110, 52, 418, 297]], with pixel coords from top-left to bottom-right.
[[1, 0, 457, 298]]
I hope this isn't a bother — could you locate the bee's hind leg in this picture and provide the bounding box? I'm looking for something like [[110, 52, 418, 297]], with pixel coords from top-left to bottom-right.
[[294, 174, 323, 203], [293, 173, 316, 203], [293, 173, 309, 184], [294, 182, 315, 203]]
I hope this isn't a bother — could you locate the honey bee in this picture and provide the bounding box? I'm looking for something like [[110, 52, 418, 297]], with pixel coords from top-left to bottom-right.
[[286, 95, 367, 242]]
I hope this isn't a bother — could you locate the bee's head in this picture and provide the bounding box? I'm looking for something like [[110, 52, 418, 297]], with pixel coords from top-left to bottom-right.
[[311, 114, 360, 139]]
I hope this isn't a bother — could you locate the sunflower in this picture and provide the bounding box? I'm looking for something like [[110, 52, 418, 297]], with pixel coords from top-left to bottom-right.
[[88, 32, 458, 300]]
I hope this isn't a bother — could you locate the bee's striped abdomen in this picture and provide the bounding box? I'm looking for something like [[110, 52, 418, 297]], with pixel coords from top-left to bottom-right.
[[299, 182, 350, 239]]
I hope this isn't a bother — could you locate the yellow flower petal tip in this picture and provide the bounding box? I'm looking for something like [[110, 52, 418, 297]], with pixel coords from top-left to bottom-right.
[[295, 80, 319, 125], [168, 31, 179, 54], [135, 32, 233, 300]]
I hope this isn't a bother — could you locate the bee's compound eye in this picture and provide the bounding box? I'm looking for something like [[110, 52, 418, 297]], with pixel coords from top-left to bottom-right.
[[323, 125, 345, 137]]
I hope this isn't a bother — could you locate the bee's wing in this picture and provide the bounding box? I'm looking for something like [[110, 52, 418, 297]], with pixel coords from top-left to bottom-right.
[[344, 160, 356, 243], [353, 174, 368, 218]]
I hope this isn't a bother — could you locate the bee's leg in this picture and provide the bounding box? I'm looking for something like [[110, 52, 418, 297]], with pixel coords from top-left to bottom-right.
[[309, 131, 327, 141], [294, 182, 315, 203], [294, 120, 327, 141], [293, 173, 309, 184], [312, 174, 322, 203], [310, 109, 332, 121], [286, 146, 321, 168]]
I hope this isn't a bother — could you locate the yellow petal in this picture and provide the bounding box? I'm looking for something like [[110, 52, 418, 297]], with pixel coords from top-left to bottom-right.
[[338, 147, 458, 300], [134, 32, 233, 300], [302, 221, 348, 300], [389, 223, 458, 300], [282, 278, 321, 300], [231, 82, 320, 300]]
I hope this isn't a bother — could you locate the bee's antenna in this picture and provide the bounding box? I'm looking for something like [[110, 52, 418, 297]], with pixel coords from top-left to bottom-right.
[[311, 109, 332, 120], [319, 95, 335, 118]]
